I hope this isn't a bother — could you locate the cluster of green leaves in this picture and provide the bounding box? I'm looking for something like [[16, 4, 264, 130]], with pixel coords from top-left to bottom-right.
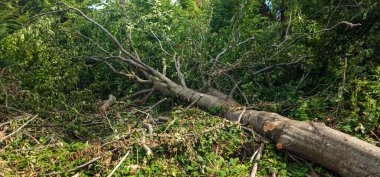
[[2, 108, 328, 176]]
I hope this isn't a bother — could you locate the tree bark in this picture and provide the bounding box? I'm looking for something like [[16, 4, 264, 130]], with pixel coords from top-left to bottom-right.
[[154, 81, 380, 177]]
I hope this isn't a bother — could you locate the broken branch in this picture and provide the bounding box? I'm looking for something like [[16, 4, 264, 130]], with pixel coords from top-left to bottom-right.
[[0, 114, 38, 142], [250, 143, 264, 177], [174, 55, 187, 88], [106, 150, 131, 177], [100, 94, 116, 114], [141, 131, 153, 156]]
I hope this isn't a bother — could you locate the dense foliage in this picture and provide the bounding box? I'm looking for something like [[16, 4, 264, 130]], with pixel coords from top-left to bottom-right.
[[0, 0, 379, 176]]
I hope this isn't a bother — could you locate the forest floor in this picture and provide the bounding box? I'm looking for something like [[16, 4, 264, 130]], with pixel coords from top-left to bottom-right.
[[0, 104, 336, 176]]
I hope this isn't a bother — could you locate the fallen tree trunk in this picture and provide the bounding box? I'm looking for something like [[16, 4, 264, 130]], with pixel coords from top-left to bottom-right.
[[56, 5, 380, 176], [154, 81, 380, 177]]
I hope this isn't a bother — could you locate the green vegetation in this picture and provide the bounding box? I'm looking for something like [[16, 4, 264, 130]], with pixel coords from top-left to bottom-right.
[[0, 0, 379, 176]]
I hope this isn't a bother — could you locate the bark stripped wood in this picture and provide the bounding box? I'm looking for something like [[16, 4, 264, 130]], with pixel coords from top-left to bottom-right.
[[143, 123, 153, 135], [100, 94, 116, 114], [141, 130, 152, 156], [107, 150, 130, 177], [174, 55, 187, 88], [55, 5, 380, 177], [250, 143, 264, 177]]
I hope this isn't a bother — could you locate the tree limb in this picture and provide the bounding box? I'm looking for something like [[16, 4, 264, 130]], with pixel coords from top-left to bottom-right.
[[251, 58, 303, 76], [174, 55, 187, 88], [208, 37, 255, 86]]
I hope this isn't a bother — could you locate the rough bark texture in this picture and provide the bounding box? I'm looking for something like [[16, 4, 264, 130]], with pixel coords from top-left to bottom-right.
[[154, 81, 380, 177]]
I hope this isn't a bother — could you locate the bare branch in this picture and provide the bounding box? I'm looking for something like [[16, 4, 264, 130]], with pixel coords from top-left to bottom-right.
[[323, 21, 361, 32], [250, 143, 264, 177], [58, 2, 137, 60], [141, 130, 153, 156], [137, 88, 155, 104], [123, 89, 154, 100], [151, 30, 173, 56], [89, 56, 148, 72], [227, 81, 241, 101], [185, 94, 203, 110], [237, 107, 246, 123], [174, 55, 187, 88], [251, 58, 303, 76], [143, 123, 154, 135], [78, 32, 113, 56], [145, 98, 168, 112], [100, 94, 116, 114], [102, 62, 152, 84], [46, 154, 105, 176], [0, 114, 38, 142], [208, 37, 255, 86], [107, 151, 130, 177], [285, 0, 293, 39]]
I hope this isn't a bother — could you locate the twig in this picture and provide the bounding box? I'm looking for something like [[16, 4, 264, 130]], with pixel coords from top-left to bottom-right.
[[251, 58, 303, 76], [45, 154, 104, 175], [237, 107, 246, 123], [123, 89, 153, 100], [14, 142, 62, 152], [23, 132, 40, 144], [249, 145, 260, 163], [285, 0, 293, 38], [250, 143, 264, 177], [185, 94, 203, 110], [143, 123, 154, 135], [287, 152, 319, 177], [106, 150, 131, 177], [0, 114, 38, 142], [164, 117, 179, 132], [141, 131, 153, 156], [371, 131, 380, 141], [227, 81, 241, 101], [145, 98, 167, 112], [208, 37, 255, 86], [174, 55, 187, 88]]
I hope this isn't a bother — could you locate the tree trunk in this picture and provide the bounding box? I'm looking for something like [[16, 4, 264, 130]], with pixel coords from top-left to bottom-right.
[[154, 81, 380, 177]]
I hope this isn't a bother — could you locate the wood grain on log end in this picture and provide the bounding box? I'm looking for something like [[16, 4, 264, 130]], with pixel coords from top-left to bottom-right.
[[276, 143, 284, 150]]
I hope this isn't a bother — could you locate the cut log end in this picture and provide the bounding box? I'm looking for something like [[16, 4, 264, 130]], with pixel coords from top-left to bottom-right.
[[276, 143, 284, 150], [263, 122, 276, 133]]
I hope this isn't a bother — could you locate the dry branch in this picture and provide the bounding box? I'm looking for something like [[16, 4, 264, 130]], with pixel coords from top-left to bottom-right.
[[107, 150, 130, 177], [46, 154, 104, 176], [100, 94, 116, 114], [185, 94, 203, 110], [141, 131, 153, 156], [124, 89, 154, 100], [250, 143, 264, 177], [0, 114, 38, 142], [143, 123, 154, 135], [174, 55, 187, 88], [145, 98, 167, 112], [227, 81, 241, 101]]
